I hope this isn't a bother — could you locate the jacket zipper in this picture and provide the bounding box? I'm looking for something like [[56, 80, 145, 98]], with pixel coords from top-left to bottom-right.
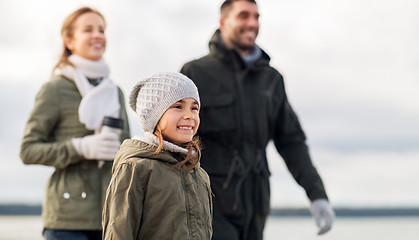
[[181, 171, 192, 236]]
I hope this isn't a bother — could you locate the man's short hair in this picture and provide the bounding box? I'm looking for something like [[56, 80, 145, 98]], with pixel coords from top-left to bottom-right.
[[220, 0, 257, 16]]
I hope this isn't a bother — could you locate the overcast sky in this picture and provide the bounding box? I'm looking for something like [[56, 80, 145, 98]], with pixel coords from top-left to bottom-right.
[[1, 0, 418, 208]]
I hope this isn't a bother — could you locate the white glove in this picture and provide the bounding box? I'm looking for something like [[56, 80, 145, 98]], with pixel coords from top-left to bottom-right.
[[310, 198, 335, 235], [72, 131, 121, 161]]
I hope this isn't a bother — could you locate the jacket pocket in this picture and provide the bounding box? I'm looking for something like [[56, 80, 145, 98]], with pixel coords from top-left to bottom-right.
[[256, 171, 271, 217], [199, 94, 236, 133], [46, 163, 100, 224]]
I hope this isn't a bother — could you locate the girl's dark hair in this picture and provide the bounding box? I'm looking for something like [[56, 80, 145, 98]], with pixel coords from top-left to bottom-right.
[[52, 7, 105, 75], [154, 127, 202, 171]]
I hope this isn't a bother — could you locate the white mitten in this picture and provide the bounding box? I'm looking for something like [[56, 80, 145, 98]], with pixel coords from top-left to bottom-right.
[[72, 131, 121, 160], [310, 198, 335, 235]]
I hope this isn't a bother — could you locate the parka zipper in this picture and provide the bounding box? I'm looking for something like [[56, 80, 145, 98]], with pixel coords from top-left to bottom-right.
[[233, 54, 248, 153], [181, 171, 192, 236]]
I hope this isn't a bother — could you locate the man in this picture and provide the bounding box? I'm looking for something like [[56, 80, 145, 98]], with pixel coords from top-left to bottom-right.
[[180, 0, 335, 239]]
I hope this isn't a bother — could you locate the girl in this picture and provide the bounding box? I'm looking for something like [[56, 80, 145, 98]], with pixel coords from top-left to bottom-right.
[[102, 72, 213, 239], [20, 7, 130, 239]]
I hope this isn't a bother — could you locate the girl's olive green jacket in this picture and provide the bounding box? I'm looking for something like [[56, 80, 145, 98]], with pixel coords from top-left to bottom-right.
[[20, 76, 130, 231], [102, 139, 213, 240]]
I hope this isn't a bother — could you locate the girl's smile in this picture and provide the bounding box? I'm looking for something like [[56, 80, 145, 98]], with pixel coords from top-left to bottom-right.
[[157, 98, 200, 146]]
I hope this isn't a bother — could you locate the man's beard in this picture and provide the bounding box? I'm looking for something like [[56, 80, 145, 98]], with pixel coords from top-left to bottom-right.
[[230, 30, 257, 54], [231, 39, 255, 53]]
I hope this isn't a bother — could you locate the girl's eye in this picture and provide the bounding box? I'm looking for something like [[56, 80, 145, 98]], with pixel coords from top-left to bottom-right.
[[173, 105, 182, 109], [192, 106, 199, 111]]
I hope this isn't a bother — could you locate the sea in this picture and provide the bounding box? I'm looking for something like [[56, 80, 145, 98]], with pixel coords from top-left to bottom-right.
[[0, 215, 418, 240]]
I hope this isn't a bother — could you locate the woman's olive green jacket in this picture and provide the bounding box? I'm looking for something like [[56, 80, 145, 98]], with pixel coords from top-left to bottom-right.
[[20, 76, 130, 231]]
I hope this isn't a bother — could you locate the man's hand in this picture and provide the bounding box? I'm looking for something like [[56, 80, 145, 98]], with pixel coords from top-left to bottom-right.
[[310, 198, 335, 235]]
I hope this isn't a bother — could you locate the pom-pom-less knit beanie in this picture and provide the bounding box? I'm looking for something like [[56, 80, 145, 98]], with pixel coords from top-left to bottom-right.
[[129, 72, 200, 133]]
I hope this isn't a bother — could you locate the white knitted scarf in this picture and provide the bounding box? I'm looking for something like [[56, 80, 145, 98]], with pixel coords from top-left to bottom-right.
[[56, 54, 120, 131]]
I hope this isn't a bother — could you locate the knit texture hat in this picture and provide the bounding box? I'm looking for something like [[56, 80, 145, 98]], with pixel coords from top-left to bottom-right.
[[129, 72, 200, 133]]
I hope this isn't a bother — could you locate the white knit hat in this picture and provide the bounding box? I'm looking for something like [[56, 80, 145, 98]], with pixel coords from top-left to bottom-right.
[[129, 72, 200, 133]]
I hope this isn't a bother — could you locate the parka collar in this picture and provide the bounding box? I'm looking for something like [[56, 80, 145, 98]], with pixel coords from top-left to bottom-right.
[[133, 132, 189, 155], [117, 134, 200, 168]]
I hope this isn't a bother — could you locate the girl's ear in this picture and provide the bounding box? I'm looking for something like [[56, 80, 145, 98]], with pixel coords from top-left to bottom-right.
[[156, 118, 167, 132]]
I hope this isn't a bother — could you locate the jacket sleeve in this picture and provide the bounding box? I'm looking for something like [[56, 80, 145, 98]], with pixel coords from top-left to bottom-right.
[[102, 162, 144, 240], [273, 95, 329, 201], [20, 81, 80, 169]]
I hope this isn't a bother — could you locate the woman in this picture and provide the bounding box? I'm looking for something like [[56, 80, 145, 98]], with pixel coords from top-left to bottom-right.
[[20, 7, 130, 240]]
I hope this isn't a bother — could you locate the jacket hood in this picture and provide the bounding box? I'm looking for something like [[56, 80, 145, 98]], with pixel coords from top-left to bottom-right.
[[114, 138, 181, 169], [208, 29, 271, 69]]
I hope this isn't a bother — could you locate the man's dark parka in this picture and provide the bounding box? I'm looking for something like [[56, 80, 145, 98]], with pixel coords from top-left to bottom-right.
[[181, 30, 328, 240]]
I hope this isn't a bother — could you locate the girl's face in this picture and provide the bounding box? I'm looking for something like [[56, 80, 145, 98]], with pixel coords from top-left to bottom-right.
[[65, 12, 106, 61], [157, 98, 200, 146]]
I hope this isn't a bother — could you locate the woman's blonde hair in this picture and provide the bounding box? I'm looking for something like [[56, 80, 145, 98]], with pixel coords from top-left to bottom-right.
[[154, 127, 202, 171], [52, 7, 105, 74]]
